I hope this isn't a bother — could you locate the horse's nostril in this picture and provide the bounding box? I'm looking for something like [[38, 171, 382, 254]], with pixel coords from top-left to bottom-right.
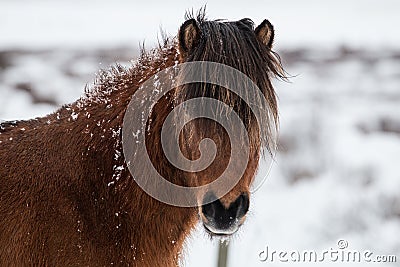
[[201, 192, 250, 229], [201, 192, 218, 219], [234, 193, 249, 219], [202, 201, 216, 219]]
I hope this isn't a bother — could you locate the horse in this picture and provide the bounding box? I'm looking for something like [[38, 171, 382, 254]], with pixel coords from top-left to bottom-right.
[[0, 11, 284, 267]]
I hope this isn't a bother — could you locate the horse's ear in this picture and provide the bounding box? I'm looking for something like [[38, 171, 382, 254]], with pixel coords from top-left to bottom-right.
[[178, 19, 201, 57], [255, 19, 274, 49]]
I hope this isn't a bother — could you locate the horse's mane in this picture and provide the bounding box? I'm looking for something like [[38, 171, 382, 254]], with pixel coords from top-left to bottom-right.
[[83, 7, 285, 100], [81, 38, 178, 107], [176, 10, 286, 154], [78, 9, 286, 154], [183, 7, 285, 79]]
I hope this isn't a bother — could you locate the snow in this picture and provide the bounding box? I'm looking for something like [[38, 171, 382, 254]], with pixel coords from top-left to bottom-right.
[[1, 1, 399, 266], [1, 0, 400, 50]]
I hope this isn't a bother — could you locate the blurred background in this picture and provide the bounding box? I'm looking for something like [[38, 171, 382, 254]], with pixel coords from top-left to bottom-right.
[[1, 0, 399, 266]]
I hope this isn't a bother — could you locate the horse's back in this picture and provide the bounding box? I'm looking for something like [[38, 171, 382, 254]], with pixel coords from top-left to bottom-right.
[[0, 118, 77, 265]]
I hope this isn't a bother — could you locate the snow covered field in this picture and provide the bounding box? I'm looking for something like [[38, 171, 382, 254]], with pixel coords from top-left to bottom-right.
[[1, 0, 399, 266]]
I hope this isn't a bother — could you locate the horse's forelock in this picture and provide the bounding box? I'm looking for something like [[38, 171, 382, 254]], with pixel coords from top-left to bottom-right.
[[176, 17, 284, 154]]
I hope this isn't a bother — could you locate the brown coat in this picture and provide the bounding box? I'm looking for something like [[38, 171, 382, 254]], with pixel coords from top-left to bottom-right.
[[0, 12, 284, 267]]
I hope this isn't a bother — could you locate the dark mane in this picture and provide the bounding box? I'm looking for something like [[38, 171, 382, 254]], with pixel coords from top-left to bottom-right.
[[174, 14, 285, 154], [83, 13, 285, 156], [83, 11, 284, 104], [184, 6, 208, 22]]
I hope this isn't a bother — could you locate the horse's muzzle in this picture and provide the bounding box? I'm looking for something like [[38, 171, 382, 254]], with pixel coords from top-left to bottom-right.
[[200, 192, 249, 236]]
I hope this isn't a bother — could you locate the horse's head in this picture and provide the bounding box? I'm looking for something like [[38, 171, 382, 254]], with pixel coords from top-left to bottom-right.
[[173, 13, 284, 236]]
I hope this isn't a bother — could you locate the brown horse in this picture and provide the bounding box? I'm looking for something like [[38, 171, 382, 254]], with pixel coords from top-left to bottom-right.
[[0, 11, 284, 267]]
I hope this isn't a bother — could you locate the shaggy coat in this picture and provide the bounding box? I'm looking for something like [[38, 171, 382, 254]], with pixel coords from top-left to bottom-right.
[[0, 12, 284, 267]]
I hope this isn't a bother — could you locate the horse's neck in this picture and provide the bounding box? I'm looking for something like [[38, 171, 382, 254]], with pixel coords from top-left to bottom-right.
[[67, 103, 197, 265], [72, 59, 198, 264]]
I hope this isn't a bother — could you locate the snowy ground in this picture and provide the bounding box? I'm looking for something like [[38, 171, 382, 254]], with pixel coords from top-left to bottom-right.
[[1, 0, 399, 266]]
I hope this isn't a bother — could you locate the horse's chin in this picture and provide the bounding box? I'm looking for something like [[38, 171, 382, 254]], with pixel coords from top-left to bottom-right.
[[202, 223, 239, 237]]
